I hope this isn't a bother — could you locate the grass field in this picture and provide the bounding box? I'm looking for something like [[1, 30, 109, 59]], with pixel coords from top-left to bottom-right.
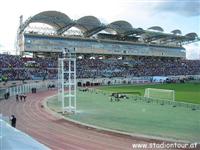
[[99, 83, 200, 104], [47, 83, 200, 142]]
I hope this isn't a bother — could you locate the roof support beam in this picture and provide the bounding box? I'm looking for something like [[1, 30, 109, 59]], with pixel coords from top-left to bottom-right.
[[84, 26, 106, 37], [57, 22, 76, 35]]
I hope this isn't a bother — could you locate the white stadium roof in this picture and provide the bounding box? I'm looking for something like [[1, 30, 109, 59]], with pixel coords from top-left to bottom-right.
[[19, 10, 200, 45]]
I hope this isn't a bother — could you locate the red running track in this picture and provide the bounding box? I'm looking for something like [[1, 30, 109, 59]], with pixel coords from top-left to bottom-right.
[[0, 90, 196, 150]]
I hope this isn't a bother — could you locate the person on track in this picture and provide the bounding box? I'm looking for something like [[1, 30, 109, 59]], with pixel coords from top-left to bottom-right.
[[19, 94, 23, 101], [16, 94, 19, 102], [10, 115, 17, 128], [23, 94, 27, 102]]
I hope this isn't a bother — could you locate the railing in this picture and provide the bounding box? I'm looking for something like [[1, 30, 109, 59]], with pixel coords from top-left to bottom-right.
[[131, 95, 200, 110], [0, 80, 56, 99], [8, 82, 48, 96], [94, 89, 200, 111]]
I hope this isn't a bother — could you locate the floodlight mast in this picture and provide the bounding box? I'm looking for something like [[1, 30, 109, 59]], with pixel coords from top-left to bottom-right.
[[58, 48, 76, 114]]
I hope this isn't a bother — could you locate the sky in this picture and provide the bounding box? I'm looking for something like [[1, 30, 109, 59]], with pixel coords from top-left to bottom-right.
[[0, 0, 199, 59]]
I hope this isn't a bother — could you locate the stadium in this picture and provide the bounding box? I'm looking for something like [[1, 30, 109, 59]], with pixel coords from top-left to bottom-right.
[[0, 10, 200, 150]]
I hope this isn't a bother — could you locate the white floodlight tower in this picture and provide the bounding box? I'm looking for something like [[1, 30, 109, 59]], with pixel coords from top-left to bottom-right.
[[58, 48, 76, 114]]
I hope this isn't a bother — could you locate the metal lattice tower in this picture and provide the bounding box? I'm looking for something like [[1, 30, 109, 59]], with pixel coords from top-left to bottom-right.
[[58, 48, 76, 114]]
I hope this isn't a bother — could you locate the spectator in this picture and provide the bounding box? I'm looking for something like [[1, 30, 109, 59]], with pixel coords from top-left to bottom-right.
[[0, 54, 200, 80], [10, 115, 17, 128]]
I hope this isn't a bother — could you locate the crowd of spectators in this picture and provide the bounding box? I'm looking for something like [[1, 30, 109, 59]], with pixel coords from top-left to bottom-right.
[[0, 54, 200, 81]]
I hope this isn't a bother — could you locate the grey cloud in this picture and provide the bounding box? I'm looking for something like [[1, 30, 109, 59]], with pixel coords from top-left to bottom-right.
[[155, 0, 200, 16]]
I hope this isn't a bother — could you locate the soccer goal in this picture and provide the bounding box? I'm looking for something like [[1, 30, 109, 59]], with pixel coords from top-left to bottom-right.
[[144, 88, 175, 101]]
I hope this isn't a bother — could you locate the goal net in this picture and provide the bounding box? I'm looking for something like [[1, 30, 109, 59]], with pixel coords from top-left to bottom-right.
[[144, 88, 175, 101]]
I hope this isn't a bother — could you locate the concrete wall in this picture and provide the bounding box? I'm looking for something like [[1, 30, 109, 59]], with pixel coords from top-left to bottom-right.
[[23, 34, 186, 58]]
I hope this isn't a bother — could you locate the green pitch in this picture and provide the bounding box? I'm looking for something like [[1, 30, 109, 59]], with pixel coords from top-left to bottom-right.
[[99, 83, 200, 104], [47, 83, 200, 142]]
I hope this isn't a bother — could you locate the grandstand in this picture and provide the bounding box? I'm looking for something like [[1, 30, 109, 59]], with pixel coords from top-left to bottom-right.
[[1, 54, 200, 83], [1, 11, 200, 85], [0, 11, 192, 84]]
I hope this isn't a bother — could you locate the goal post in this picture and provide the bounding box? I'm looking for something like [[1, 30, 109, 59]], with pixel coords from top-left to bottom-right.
[[144, 88, 175, 101]]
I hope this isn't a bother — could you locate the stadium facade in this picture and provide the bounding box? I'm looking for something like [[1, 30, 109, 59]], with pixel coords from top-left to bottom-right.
[[17, 11, 199, 58]]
